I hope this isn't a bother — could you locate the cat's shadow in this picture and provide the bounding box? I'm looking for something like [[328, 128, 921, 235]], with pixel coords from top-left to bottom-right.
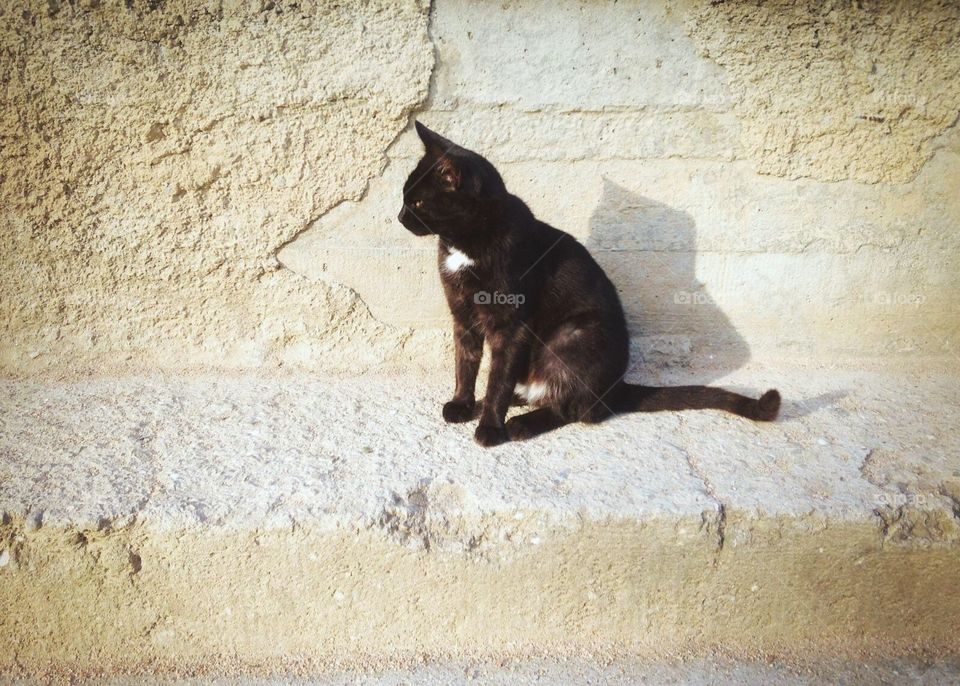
[[585, 180, 750, 385]]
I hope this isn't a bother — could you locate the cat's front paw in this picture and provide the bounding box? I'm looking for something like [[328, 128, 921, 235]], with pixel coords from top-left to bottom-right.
[[474, 423, 508, 447], [442, 399, 477, 423]]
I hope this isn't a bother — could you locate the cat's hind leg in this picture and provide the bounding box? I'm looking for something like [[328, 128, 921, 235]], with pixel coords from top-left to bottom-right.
[[522, 319, 622, 431], [505, 407, 567, 441]]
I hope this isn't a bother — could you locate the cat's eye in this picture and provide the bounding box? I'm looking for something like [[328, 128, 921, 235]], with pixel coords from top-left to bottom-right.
[[413, 200, 425, 209]]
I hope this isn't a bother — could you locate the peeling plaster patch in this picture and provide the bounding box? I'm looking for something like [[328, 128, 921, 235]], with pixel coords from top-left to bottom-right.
[[687, 0, 960, 183], [0, 0, 435, 376]]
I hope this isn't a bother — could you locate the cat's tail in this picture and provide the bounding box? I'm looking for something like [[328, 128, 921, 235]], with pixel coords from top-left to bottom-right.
[[611, 383, 781, 421]]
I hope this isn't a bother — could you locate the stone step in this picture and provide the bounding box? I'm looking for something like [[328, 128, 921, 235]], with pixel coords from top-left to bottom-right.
[[1, 367, 958, 678], [7, 656, 960, 685]]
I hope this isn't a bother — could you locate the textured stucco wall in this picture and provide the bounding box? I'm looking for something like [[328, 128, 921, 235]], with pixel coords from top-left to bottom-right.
[[1, 0, 435, 376], [2, 0, 959, 376]]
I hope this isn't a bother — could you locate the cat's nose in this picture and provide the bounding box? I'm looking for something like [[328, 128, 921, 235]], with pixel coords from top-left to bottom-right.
[[397, 208, 407, 223]]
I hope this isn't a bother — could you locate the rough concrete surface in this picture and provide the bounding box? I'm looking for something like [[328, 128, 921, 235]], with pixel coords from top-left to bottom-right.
[[687, 0, 960, 183], [280, 0, 960, 365], [2, 367, 959, 677], [7, 655, 960, 685], [2, 0, 960, 680], [0, 0, 434, 376], [3, 0, 960, 375]]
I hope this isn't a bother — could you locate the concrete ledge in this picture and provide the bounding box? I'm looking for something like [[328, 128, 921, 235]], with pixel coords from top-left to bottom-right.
[[1, 367, 959, 677]]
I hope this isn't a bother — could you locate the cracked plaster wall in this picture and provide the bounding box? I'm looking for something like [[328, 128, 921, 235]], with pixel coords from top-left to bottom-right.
[[2, 0, 959, 376], [1, 0, 436, 376]]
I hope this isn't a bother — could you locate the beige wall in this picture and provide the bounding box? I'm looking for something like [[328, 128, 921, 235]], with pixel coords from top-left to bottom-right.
[[2, 0, 958, 376]]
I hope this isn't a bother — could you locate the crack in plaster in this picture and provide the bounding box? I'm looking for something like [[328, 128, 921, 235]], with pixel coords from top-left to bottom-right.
[[273, 1, 440, 269]]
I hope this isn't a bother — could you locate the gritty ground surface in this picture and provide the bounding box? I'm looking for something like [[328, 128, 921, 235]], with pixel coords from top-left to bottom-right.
[[2, 366, 960, 677], [5, 655, 960, 685], [1, 365, 958, 534]]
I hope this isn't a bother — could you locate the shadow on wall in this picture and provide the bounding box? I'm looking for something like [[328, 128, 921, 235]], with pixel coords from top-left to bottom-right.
[[584, 180, 750, 384]]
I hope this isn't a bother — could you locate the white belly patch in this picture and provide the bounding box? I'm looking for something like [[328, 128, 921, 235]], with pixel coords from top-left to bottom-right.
[[515, 381, 549, 403], [443, 248, 475, 274]]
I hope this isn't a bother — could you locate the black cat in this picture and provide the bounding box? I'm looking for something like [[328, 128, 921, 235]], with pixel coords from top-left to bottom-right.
[[398, 122, 780, 447]]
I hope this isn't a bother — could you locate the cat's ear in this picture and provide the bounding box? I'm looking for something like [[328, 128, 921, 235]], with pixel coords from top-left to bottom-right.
[[415, 121, 456, 157], [415, 121, 460, 191], [435, 156, 461, 192]]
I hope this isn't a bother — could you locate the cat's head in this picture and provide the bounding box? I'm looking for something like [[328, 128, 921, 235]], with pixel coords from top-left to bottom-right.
[[397, 121, 506, 239]]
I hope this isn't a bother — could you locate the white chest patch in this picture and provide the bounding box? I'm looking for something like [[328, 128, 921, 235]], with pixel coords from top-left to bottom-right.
[[515, 382, 549, 404], [443, 248, 475, 274]]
